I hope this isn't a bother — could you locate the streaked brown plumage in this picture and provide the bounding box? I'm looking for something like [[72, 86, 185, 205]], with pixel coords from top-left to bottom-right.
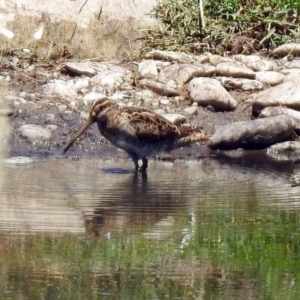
[[63, 97, 209, 170]]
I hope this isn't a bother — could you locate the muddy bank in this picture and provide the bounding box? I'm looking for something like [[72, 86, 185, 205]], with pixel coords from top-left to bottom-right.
[[5, 48, 300, 163], [7, 73, 250, 160]]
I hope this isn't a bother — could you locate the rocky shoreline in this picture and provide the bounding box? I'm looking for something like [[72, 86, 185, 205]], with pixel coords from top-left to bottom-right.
[[4, 43, 300, 164]]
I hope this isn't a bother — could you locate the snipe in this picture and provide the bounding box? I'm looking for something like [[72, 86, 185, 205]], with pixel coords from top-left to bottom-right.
[[63, 97, 209, 170]]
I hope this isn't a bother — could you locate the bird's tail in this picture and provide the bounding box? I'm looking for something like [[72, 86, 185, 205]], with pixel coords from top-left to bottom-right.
[[167, 125, 209, 151]]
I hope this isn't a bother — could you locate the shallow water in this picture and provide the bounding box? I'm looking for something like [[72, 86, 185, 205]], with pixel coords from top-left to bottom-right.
[[1, 155, 300, 299]]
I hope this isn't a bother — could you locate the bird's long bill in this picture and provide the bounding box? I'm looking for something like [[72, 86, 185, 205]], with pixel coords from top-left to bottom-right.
[[63, 117, 95, 154]]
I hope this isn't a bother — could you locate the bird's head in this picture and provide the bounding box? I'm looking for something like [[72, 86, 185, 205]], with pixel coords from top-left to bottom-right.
[[63, 97, 112, 154]]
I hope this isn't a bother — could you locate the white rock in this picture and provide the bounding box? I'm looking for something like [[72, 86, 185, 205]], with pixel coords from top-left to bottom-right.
[[253, 81, 300, 113], [234, 54, 262, 64], [43, 80, 77, 100], [246, 60, 277, 71], [255, 71, 285, 86], [5, 157, 33, 166], [19, 92, 27, 98], [155, 61, 172, 69], [209, 54, 233, 66], [283, 73, 300, 83], [216, 62, 255, 79], [45, 113, 55, 122], [92, 72, 125, 95], [74, 78, 90, 92], [108, 91, 129, 102], [157, 98, 168, 106], [18, 124, 52, 141], [218, 77, 263, 91], [158, 63, 215, 87], [184, 106, 198, 116], [29, 93, 36, 99], [162, 113, 186, 125], [154, 109, 166, 115], [90, 64, 133, 93], [82, 92, 106, 105], [138, 79, 179, 97], [135, 89, 155, 103], [80, 112, 89, 120], [280, 68, 300, 76], [284, 60, 300, 69], [187, 78, 237, 111], [46, 125, 58, 131], [138, 60, 158, 80]]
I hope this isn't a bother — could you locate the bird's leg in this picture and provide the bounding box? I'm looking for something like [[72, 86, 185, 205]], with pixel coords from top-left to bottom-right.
[[128, 152, 139, 170], [140, 157, 148, 171], [132, 158, 139, 171]]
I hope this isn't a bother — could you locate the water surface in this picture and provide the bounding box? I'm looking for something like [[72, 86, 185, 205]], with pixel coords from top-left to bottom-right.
[[0, 156, 300, 299]]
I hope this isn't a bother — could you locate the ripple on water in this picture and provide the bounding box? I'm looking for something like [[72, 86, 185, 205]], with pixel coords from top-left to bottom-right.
[[0, 156, 299, 235]]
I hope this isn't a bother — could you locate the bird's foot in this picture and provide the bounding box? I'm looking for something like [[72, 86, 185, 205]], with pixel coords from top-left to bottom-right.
[[140, 157, 148, 171]]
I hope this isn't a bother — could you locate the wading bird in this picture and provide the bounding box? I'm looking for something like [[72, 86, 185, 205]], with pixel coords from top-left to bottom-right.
[[63, 97, 209, 170]]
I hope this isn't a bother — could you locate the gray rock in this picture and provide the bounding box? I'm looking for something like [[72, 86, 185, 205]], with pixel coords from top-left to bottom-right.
[[216, 62, 256, 79], [273, 43, 300, 57], [268, 141, 300, 162], [284, 60, 300, 69], [268, 141, 300, 153], [45, 113, 55, 122], [64, 62, 96, 77], [246, 60, 277, 72], [138, 79, 180, 97], [252, 81, 300, 113], [135, 89, 155, 103], [208, 115, 294, 150], [183, 106, 198, 116], [18, 124, 52, 141], [255, 71, 285, 86], [234, 54, 262, 64], [209, 54, 233, 66], [46, 125, 58, 131], [259, 106, 300, 130], [43, 80, 77, 100], [218, 77, 263, 91], [162, 113, 186, 125], [158, 63, 215, 87], [144, 50, 195, 63], [138, 60, 158, 80], [91, 68, 133, 95], [283, 73, 300, 83], [187, 78, 237, 111], [280, 68, 300, 76], [83, 92, 106, 105], [73, 78, 90, 92], [153, 109, 166, 115]]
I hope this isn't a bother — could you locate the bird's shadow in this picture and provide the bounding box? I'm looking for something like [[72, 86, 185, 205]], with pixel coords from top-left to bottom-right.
[[101, 167, 148, 175], [101, 167, 136, 174]]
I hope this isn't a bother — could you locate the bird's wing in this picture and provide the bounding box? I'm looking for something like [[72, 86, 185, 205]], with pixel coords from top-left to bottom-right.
[[121, 106, 182, 141]]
